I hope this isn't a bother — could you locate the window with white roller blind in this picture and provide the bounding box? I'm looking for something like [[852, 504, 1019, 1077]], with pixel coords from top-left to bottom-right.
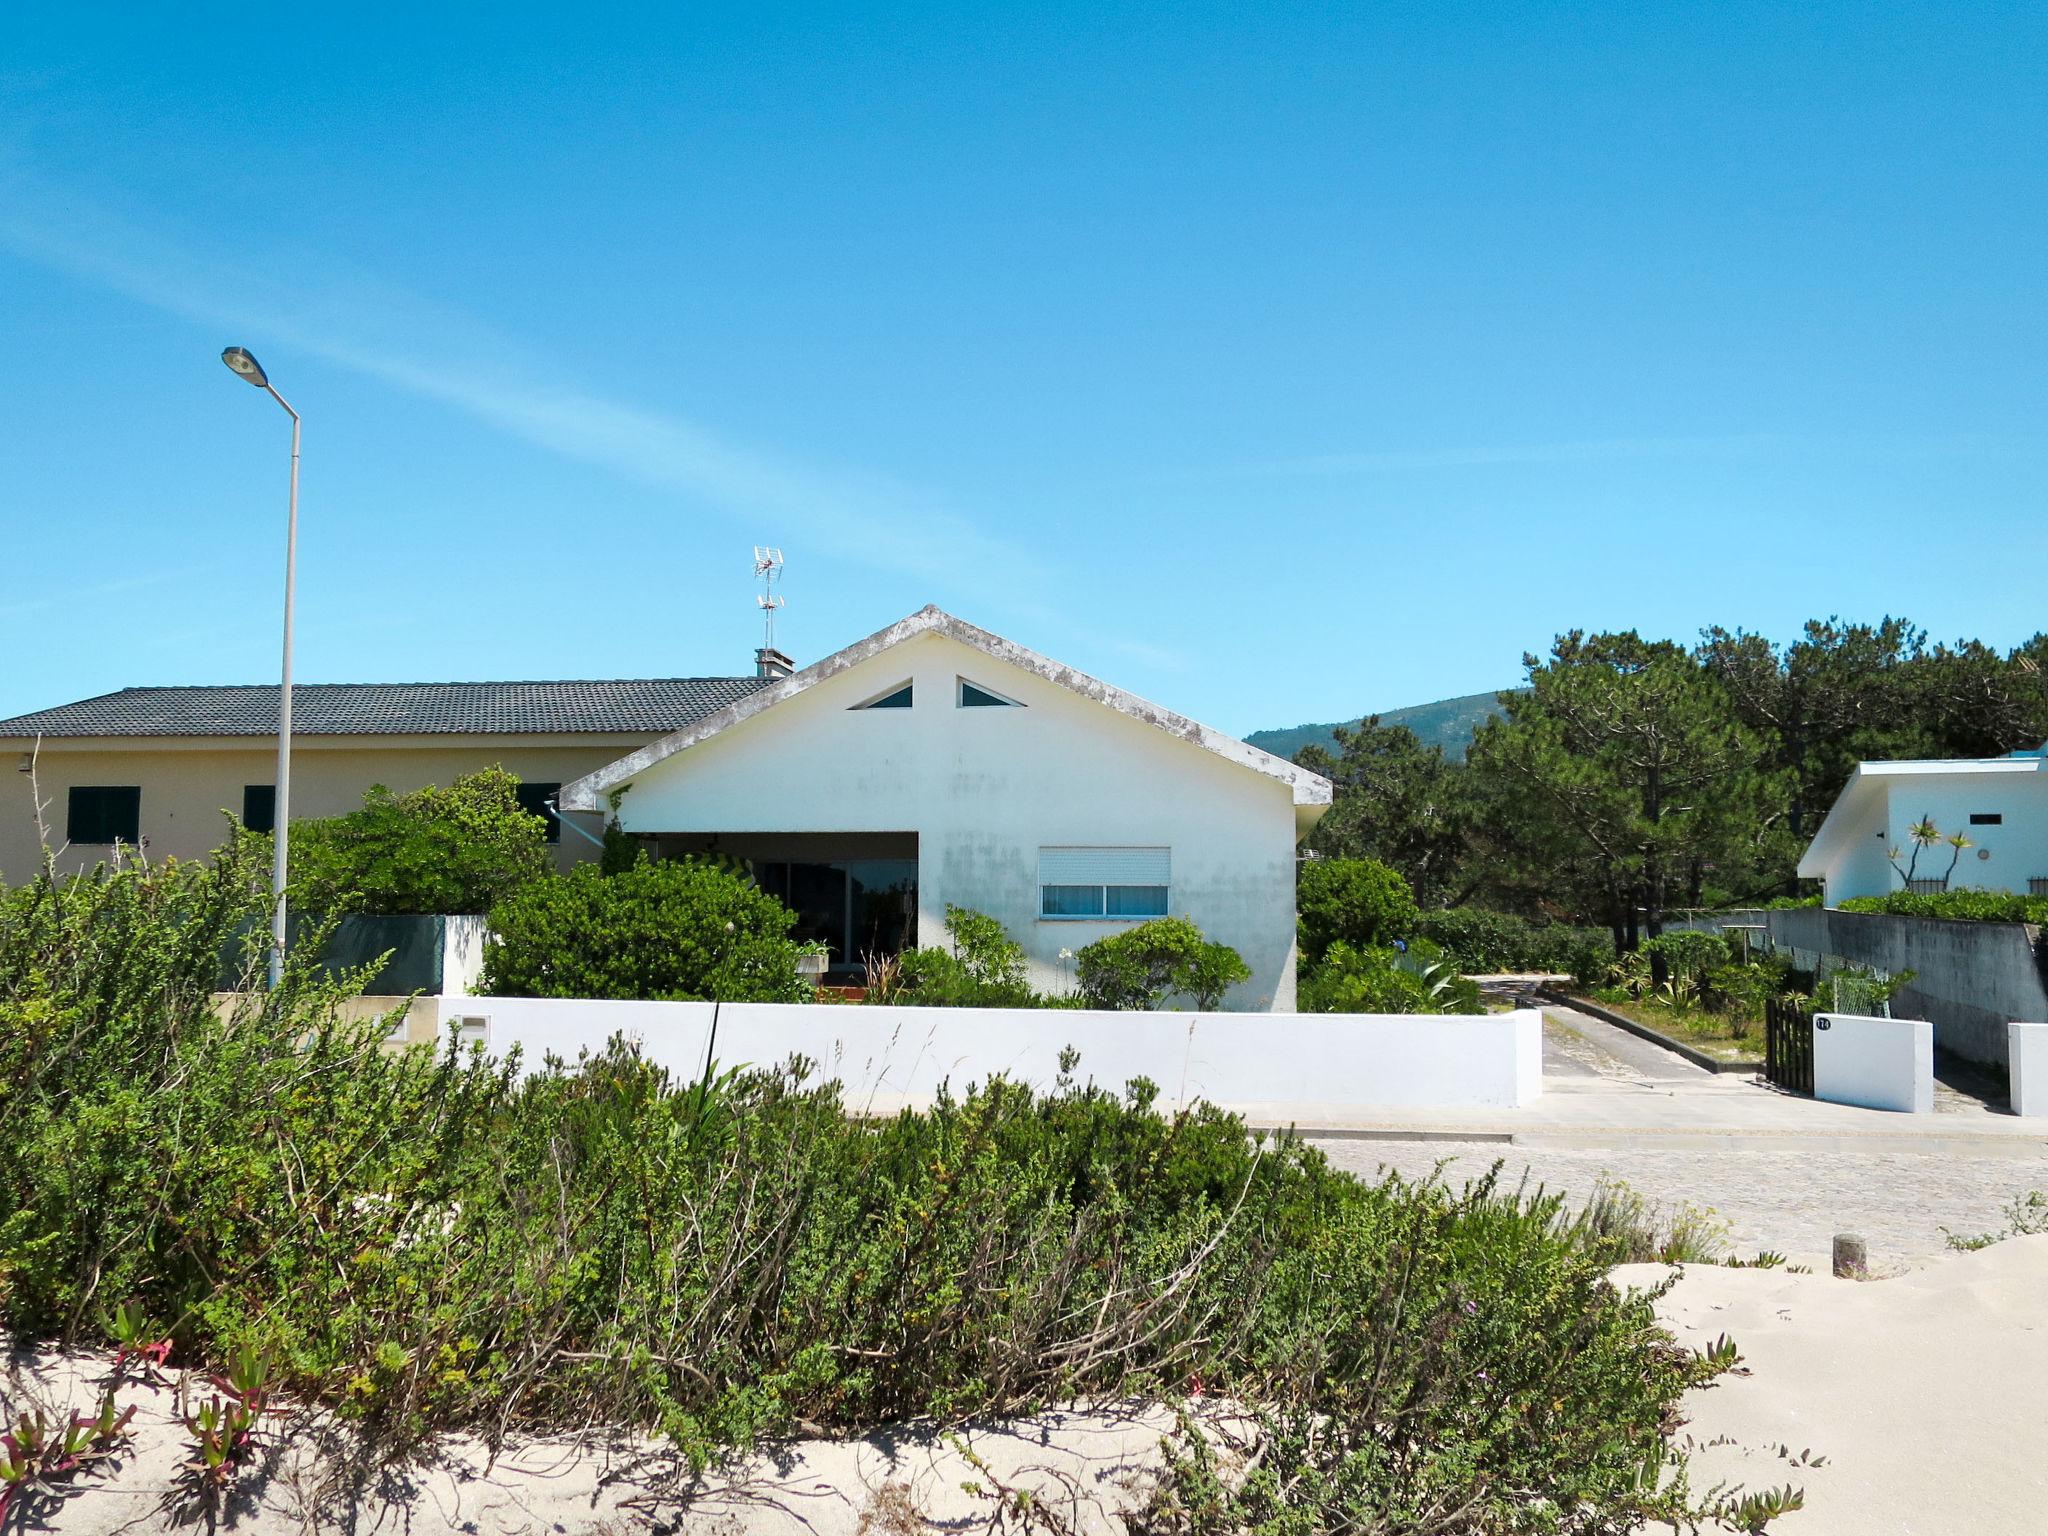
[[1038, 846, 1170, 920]]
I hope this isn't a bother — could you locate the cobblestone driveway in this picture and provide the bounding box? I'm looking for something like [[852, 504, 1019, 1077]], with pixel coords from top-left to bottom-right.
[[1310, 1138, 2048, 1264]]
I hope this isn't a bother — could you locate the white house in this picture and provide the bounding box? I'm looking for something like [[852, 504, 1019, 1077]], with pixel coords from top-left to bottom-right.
[[561, 607, 1332, 1008], [4, 607, 1331, 1010], [1797, 751, 2048, 905]]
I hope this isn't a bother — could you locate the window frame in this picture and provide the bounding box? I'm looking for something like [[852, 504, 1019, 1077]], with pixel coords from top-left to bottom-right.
[[957, 677, 1024, 708], [515, 781, 564, 843], [1036, 846, 1171, 923], [66, 785, 141, 846], [852, 680, 915, 710], [242, 784, 276, 834]]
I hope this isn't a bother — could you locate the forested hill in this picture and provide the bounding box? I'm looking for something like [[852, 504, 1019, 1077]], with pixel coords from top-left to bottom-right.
[[1247, 688, 1513, 763]]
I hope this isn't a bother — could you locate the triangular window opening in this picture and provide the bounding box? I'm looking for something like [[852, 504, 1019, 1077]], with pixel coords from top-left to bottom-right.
[[958, 678, 1022, 708], [855, 683, 914, 710]]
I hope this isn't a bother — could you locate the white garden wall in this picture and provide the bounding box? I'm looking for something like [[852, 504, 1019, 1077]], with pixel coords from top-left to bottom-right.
[[2009, 1023, 2048, 1119], [1812, 1011, 1934, 1113], [435, 996, 1545, 1113]]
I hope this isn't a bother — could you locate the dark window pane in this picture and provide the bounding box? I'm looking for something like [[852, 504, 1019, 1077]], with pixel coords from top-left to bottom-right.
[[1106, 884, 1169, 917], [514, 782, 562, 842], [1041, 884, 1105, 918], [242, 784, 276, 834], [860, 684, 913, 709], [1970, 813, 2003, 826], [67, 785, 140, 845], [960, 682, 1016, 708]]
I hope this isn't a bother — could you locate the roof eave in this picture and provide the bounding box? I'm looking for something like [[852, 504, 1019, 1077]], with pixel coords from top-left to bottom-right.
[[560, 606, 1334, 813]]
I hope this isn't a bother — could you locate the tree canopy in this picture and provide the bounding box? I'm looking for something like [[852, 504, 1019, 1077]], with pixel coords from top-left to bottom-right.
[[289, 767, 552, 916], [1295, 616, 2048, 949]]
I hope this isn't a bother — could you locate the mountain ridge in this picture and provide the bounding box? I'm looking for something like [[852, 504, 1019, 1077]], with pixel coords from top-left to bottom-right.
[[1246, 688, 1514, 763]]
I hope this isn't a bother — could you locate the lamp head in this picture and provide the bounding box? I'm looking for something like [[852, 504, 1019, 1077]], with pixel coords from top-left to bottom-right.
[[221, 346, 270, 388]]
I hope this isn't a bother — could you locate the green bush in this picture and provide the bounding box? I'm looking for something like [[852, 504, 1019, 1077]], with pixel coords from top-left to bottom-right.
[[0, 846, 1746, 1527], [1296, 858, 1421, 966], [1297, 939, 1483, 1015], [875, 905, 1047, 1008], [1839, 888, 2048, 923], [480, 856, 812, 1001], [1641, 930, 1730, 984], [289, 766, 552, 915], [1414, 906, 1612, 978], [1075, 916, 1251, 1010]]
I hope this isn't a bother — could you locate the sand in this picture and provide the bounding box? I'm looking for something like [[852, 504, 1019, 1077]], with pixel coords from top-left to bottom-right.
[[0, 1344, 1232, 1534], [1618, 1233, 2048, 1535], [10, 1239, 2047, 1532]]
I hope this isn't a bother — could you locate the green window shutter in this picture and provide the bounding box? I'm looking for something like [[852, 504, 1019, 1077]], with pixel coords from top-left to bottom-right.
[[67, 785, 141, 845], [242, 785, 276, 834]]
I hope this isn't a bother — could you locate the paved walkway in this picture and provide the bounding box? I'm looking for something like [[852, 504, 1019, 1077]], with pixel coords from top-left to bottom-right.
[[1303, 1002, 2048, 1266]]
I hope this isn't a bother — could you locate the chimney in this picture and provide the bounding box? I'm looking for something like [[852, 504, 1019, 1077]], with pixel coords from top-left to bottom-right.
[[755, 646, 795, 680]]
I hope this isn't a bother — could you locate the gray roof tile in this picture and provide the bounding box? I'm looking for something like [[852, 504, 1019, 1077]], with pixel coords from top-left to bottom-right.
[[0, 678, 770, 738]]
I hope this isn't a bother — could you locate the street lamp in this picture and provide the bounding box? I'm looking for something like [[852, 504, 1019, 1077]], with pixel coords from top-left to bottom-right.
[[221, 346, 300, 988]]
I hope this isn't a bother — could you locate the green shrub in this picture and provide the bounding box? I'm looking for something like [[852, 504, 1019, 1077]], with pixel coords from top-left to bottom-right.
[[1075, 916, 1251, 1010], [480, 856, 812, 1001], [875, 905, 1046, 1008], [1297, 939, 1483, 1015], [0, 848, 1745, 1527], [1296, 858, 1421, 966], [1839, 888, 2048, 923], [1414, 906, 1612, 978], [1641, 930, 1730, 984], [288, 766, 552, 915]]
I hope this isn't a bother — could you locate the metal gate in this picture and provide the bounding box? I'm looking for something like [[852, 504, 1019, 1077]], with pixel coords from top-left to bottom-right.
[[1764, 995, 1814, 1094]]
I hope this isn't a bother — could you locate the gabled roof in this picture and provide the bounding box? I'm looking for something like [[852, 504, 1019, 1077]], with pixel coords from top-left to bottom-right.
[[560, 606, 1334, 812], [0, 678, 769, 739], [1797, 754, 2047, 877]]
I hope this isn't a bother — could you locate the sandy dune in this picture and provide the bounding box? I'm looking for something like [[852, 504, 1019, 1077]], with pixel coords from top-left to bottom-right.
[[9, 1239, 2046, 1532], [1620, 1233, 2048, 1535], [0, 1346, 1218, 1535]]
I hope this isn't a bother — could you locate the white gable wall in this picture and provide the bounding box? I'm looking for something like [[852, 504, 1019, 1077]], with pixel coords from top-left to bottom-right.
[[1875, 772, 2048, 900], [607, 630, 1303, 1008], [1822, 808, 1897, 906]]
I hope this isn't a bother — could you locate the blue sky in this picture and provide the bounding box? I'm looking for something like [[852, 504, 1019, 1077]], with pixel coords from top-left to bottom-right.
[[2, 2, 2042, 737]]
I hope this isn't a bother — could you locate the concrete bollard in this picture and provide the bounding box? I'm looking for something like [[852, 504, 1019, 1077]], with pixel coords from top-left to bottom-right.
[[1833, 1233, 1868, 1278]]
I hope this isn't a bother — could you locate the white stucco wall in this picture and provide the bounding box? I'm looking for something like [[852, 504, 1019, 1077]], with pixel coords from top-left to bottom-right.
[[603, 630, 1309, 1009], [1820, 801, 1898, 907], [1812, 1011, 1934, 1114], [1877, 773, 2048, 899], [2009, 1023, 2048, 1119], [437, 995, 1546, 1112]]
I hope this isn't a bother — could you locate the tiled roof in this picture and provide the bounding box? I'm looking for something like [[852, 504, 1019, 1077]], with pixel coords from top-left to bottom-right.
[[0, 678, 772, 739]]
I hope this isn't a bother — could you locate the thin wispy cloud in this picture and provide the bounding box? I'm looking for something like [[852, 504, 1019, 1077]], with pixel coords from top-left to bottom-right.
[[0, 565, 218, 621], [0, 177, 1041, 590], [1257, 435, 1793, 475], [1128, 430, 2048, 487]]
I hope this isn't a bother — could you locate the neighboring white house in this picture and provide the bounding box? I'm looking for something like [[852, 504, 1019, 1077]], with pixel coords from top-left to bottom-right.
[[1797, 750, 2048, 905], [560, 607, 1332, 1009]]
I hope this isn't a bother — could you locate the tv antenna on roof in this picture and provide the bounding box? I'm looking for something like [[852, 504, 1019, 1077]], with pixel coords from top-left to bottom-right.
[[753, 546, 786, 650]]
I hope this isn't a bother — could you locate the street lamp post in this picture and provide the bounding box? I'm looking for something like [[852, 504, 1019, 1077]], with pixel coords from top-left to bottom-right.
[[221, 346, 299, 988]]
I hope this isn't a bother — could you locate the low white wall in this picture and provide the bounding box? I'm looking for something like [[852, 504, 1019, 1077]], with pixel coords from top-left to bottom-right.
[[433, 997, 1545, 1113], [1813, 1012, 1934, 1114], [2009, 1023, 2048, 1119]]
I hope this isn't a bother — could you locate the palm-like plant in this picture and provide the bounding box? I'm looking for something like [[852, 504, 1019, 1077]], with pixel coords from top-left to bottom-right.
[[1887, 814, 1960, 888]]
